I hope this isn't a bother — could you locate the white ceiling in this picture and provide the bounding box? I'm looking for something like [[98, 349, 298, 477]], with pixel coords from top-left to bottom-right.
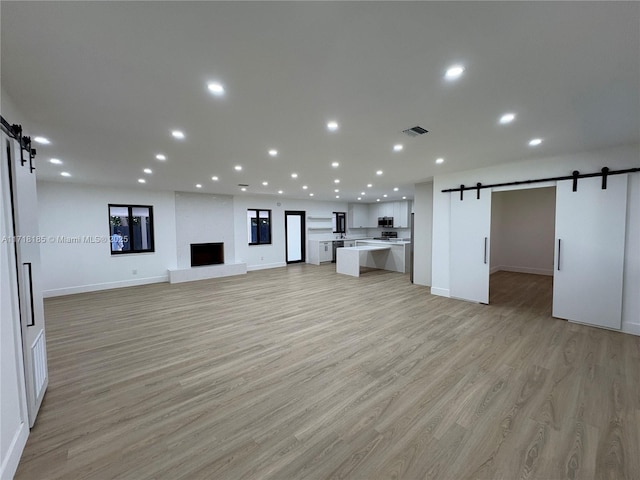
[[2, 2, 638, 202]]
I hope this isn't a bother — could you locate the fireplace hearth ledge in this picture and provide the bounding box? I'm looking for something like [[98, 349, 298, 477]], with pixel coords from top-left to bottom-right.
[[168, 262, 247, 284]]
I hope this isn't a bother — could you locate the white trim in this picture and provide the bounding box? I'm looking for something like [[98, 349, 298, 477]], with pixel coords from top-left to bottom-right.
[[247, 262, 287, 271], [0, 420, 28, 480], [622, 322, 640, 337], [490, 265, 553, 276], [430, 287, 450, 297], [42, 275, 168, 298]]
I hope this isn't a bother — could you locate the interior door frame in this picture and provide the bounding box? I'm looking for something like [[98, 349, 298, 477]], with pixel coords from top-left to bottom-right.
[[285, 210, 306, 264]]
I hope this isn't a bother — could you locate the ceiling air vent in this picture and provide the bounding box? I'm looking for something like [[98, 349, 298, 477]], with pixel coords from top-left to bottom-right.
[[402, 126, 429, 137], [238, 183, 249, 187]]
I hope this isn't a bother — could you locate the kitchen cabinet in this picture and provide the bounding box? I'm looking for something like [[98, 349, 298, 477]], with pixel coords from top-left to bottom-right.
[[348, 204, 369, 228], [319, 241, 332, 263], [368, 204, 380, 227], [393, 201, 410, 228], [379, 202, 393, 218], [344, 240, 356, 248]]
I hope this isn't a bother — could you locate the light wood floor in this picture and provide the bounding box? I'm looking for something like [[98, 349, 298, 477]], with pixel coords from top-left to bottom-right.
[[16, 267, 640, 480]]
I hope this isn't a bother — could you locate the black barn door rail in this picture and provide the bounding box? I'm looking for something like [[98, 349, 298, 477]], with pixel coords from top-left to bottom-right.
[[443, 166, 640, 199]]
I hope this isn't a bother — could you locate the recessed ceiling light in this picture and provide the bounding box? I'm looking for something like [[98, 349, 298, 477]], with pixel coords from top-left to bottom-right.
[[262, 181, 269, 186], [138, 178, 146, 184], [499, 113, 516, 124], [529, 138, 543, 146], [436, 158, 444, 164], [211, 176, 219, 181], [195, 184, 202, 188], [234, 165, 242, 171], [268, 149, 278, 157], [207, 82, 225, 96], [302, 185, 308, 190], [327, 121, 339, 131], [376, 170, 383, 176], [291, 173, 298, 179], [367, 184, 372, 188], [357, 197, 362, 201], [376, 199, 380, 202], [49, 158, 62, 165], [331, 161, 339, 168], [445, 64, 465, 80], [60, 171, 71, 177], [278, 190, 283, 194], [241, 187, 247, 192], [334, 179, 340, 184], [402, 196, 407, 200], [334, 189, 339, 193], [383, 194, 388, 198], [34, 136, 50, 145], [393, 144, 403, 152], [336, 195, 340, 199], [156, 154, 166, 161], [171, 130, 185, 139], [143, 168, 152, 174], [309, 193, 314, 197], [393, 187, 399, 191], [361, 192, 365, 195]]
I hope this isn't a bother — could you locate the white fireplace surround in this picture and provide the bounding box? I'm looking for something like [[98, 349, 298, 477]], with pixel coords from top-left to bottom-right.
[[168, 262, 247, 284]]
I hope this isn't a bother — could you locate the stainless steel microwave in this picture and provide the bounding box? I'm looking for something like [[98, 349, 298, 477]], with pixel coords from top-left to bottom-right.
[[378, 216, 394, 227]]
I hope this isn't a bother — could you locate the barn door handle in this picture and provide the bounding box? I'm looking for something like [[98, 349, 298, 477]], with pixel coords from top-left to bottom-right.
[[557, 239, 561, 271], [483, 237, 488, 264], [23, 262, 35, 327]]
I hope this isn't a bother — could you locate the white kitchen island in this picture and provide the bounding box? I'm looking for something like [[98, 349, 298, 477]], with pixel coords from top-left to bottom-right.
[[336, 239, 411, 277], [336, 245, 392, 277]]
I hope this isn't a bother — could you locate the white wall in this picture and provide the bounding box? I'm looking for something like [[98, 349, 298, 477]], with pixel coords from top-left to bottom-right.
[[37, 181, 177, 296], [174, 192, 235, 268], [431, 143, 640, 335], [232, 195, 348, 270], [413, 182, 433, 286], [490, 187, 556, 276]]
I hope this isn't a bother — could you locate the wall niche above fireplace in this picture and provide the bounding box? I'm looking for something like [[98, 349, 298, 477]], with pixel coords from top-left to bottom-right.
[[191, 242, 224, 267]]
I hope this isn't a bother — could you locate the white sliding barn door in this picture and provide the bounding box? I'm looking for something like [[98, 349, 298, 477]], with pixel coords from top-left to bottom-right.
[[6, 133, 48, 426], [553, 175, 627, 329], [450, 189, 492, 303]]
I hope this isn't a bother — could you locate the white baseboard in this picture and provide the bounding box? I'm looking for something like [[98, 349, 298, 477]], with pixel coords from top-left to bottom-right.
[[622, 322, 640, 336], [491, 265, 553, 276], [0, 420, 28, 480], [430, 287, 450, 297], [247, 262, 287, 272], [42, 275, 168, 298]]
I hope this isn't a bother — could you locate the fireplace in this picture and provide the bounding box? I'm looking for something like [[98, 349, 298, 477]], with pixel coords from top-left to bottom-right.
[[190, 242, 224, 267]]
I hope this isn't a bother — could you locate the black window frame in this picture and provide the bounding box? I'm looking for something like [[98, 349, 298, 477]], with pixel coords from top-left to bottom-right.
[[108, 204, 155, 255], [248, 208, 272, 245], [333, 211, 346, 234]]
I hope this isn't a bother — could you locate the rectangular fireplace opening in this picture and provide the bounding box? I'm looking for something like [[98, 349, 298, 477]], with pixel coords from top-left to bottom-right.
[[191, 242, 224, 267]]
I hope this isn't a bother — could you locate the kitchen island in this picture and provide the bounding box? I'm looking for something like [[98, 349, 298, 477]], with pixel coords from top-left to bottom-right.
[[336, 240, 411, 277]]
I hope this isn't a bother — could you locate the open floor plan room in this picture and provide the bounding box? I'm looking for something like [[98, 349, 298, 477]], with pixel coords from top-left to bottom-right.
[[15, 267, 640, 480]]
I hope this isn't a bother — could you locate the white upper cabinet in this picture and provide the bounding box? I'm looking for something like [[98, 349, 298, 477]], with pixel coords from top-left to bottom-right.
[[348, 204, 369, 228], [347, 200, 411, 229], [392, 201, 410, 228]]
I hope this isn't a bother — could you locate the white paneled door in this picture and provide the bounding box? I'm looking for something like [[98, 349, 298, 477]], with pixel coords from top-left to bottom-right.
[[553, 175, 628, 329], [5, 132, 48, 427], [450, 189, 492, 303], [285, 211, 305, 264]]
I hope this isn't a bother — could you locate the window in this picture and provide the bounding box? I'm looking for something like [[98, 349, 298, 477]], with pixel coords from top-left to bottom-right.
[[333, 212, 346, 234], [109, 204, 154, 254], [247, 209, 271, 245]]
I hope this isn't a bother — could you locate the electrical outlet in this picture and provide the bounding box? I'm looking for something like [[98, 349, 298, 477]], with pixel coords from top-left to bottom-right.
[[132, 269, 137, 275], [260, 256, 264, 261]]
